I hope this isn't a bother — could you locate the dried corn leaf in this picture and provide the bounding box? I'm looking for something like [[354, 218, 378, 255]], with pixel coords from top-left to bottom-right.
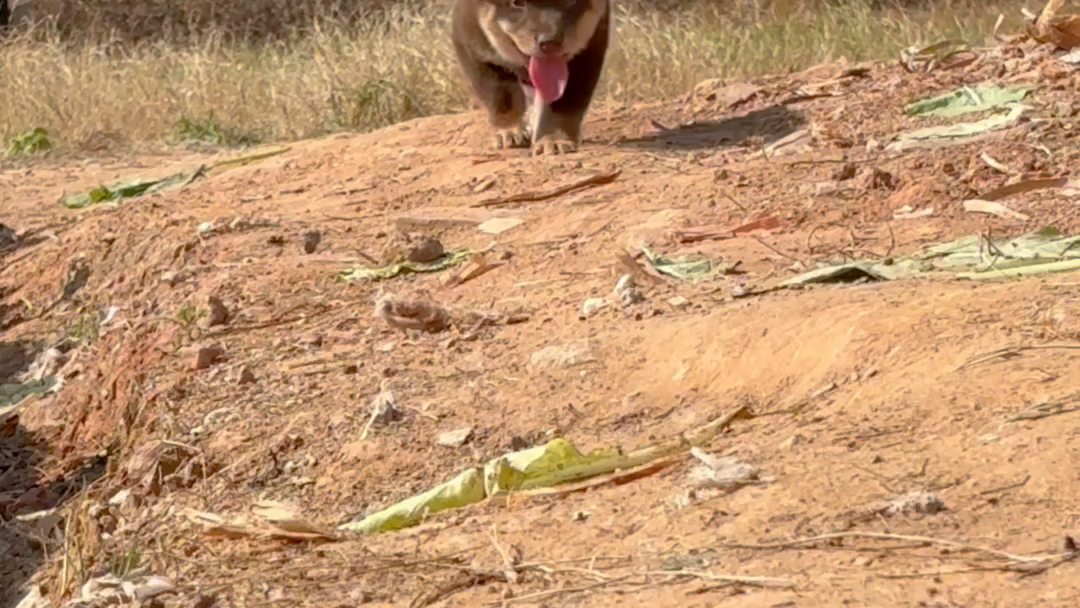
[[977, 177, 1075, 201], [964, 199, 1031, 221], [252, 501, 338, 541]]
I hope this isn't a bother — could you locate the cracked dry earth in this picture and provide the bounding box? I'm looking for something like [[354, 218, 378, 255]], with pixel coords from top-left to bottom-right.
[[3, 40, 1080, 608]]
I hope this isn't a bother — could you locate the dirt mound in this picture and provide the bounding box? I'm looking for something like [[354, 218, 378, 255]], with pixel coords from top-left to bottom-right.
[[2, 33, 1080, 608]]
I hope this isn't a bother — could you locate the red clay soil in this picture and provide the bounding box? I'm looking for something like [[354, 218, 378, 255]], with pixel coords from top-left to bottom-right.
[[2, 38, 1080, 608]]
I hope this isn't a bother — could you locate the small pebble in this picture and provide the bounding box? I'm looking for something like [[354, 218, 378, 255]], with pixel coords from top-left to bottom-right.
[[581, 298, 610, 319], [302, 230, 321, 254], [437, 427, 474, 448], [194, 345, 226, 370]]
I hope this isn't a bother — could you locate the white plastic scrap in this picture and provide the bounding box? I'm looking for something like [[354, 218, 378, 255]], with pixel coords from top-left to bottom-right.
[[613, 274, 644, 306], [66, 574, 175, 607], [884, 490, 945, 516], [687, 448, 760, 490]]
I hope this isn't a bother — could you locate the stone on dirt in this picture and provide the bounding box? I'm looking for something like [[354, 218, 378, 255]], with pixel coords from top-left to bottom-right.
[[667, 296, 689, 310], [688, 448, 760, 491], [884, 490, 945, 516], [395, 207, 514, 231], [206, 295, 230, 327], [580, 298, 609, 319], [478, 217, 523, 235], [437, 427, 474, 448], [302, 230, 321, 254], [405, 235, 444, 263], [360, 384, 403, 440], [0, 223, 18, 248], [530, 340, 595, 369], [375, 295, 452, 333], [613, 274, 644, 306], [194, 344, 226, 370]]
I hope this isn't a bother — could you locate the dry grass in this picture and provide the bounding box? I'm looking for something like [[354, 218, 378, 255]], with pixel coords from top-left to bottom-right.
[[0, 0, 1033, 155], [27, 0, 402, 44]]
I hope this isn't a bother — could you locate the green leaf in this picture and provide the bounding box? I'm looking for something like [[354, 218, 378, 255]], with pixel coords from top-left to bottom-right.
[[904, 85, 1032, 118], [63, 166, 207, 209], [339, 249, 472, 282], [890, 104, 1028, 150], [60, 148, 287, 210], [640, 246, 727, 282], [5, 127, 52, 158], [779, 227, 1080, 289]]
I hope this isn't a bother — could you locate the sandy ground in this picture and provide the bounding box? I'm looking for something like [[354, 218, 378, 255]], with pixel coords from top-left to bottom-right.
[[2, 37, 1080, 608]]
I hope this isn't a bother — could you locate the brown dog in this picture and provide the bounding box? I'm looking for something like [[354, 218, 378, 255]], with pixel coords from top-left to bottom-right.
[[452, 0, 610, 156]]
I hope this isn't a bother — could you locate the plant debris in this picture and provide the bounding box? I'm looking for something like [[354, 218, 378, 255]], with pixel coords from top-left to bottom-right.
[[780, 226, 1080, 288], [475, 167, 621, 208], [640, 246, 727, 282], [5, 127, 52, 158], [374, 295, 453, 333], [339, 406, 749, 535], [63, 167, 207, 209], [903, 85, 1031, 118], [342, 249, 471, 282]]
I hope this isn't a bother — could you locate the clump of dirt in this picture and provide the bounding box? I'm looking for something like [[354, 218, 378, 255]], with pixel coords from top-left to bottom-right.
[[2, 31, 1080, 608]]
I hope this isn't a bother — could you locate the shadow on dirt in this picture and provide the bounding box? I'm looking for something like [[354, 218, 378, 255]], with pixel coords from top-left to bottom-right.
[[1, 224, 54, 276], [1, 338, 47, 608], [616, 104, 805, 151], [0, 339, 101, 608], [0, 340, 34, 378], [1, 226, 57, 332]]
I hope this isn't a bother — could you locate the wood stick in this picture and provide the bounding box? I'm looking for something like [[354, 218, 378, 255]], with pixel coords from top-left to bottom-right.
[[474, 168, 621, 208], [642, 570, 795, 589], [719, 531, 1056, 563]]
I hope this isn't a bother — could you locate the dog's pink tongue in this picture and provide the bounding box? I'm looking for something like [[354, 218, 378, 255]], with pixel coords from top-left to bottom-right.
[[529, 55, 568, 104]]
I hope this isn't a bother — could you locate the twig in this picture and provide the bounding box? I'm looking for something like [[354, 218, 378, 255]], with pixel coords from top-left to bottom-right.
[[880, 565, 1015, 579], [1007, 400, 1080, 422], [521, 555, 632, 567], [685, 404, 754, 446], [982, 476, 1032, 498], [885, 548, 1080, 580], [202, 303, 334, 337], [475, 168, 621, 208], [1016, 549, 1080, 578], [523, 564, 615, 582], [354, 251, 381, 265], [642, 570, 795, 589], [493, 575, 637, 605], [719, 531, 1055, 563], [785, 156, 866, 166], [953, 344, 1080, 372], [494, 564, 791, 605], [721, 192, 746, 211], [883, 221, 896, 259], [411, 568, 508, 608], [752, 235, 804, 266], [331, 546, 484, 576], [583, 218, 615, 239], [806, 225, 823, 255], [487, 524, 520, 582]]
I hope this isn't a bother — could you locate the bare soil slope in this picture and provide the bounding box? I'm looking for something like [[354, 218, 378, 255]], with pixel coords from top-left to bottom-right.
[[2, 39, 1080, 608]]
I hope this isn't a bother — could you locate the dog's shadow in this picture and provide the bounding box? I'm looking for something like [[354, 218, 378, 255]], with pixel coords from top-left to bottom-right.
[[1, 339, 104, 608], [614, 104, 806, 152]]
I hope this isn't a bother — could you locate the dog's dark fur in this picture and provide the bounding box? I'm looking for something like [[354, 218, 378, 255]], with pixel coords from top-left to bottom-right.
[[451, 0, 610, 156]]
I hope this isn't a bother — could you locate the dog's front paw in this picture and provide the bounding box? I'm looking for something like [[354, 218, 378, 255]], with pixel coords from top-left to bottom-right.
[[531, 136, 578, 156], [494, 127, 530, 150]]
